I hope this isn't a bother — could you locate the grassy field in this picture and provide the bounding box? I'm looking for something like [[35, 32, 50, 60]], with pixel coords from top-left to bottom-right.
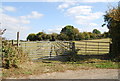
[[3, 38, 120, 78]]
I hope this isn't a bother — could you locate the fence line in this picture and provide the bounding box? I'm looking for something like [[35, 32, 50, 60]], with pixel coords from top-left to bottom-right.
[[18, 41, 72, 60], [75, 41, 110, 54], [6, 40, 110, 60]]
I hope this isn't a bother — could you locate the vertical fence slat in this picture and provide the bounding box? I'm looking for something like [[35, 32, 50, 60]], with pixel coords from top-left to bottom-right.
[[12, 40, 14, 45], [73, 42, 75, 52], [85, 41, 87, 54], [98, 42, 99, 54]]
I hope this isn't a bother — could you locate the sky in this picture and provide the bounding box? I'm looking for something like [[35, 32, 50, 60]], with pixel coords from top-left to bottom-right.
[[0, 0, 119, 40]]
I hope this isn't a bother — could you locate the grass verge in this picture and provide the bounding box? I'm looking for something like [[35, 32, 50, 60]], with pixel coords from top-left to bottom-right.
[[2, 58, 120, 79]]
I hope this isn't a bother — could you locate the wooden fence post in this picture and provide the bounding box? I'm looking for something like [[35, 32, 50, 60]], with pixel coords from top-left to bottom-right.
[[98, 42, 99, 54], [69, 42, 71, 50], [85, 41, 87, 54], [12, 40, 14, 45], [71, 42, 75, 52], [17, 32, 19, 47]]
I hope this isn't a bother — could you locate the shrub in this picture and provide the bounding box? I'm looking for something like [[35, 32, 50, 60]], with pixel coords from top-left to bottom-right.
[[2, 41, 29, 69], [64, 49, 80, 62]]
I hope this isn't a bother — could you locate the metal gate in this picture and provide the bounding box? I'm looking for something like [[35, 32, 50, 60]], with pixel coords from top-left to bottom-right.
[[20, 41, 71, 60]]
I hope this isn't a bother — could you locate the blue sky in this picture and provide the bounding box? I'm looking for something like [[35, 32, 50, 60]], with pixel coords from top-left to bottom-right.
[[1, 0, 119, 40]]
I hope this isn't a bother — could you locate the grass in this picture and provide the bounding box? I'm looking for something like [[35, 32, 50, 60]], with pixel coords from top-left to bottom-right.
[[2, 58, 120, 78]]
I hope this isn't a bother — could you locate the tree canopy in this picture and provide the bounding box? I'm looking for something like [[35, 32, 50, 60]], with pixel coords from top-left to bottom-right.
[[92, 29, 101, 34], [60, 25, 79, 40], [103, 5, 120, 60], [26, 25, 109, 41], [27, 33, 37, 41]]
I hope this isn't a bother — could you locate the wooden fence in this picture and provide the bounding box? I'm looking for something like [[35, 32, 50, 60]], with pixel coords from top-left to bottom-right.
[[19, 41, 72, 60], [75, 41, 110, 54], [6, 40, 110, 60]]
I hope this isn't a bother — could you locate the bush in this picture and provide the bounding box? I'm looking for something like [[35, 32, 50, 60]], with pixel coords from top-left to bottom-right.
[[64, 49, 80, 62], [2, 41, 29, 69]]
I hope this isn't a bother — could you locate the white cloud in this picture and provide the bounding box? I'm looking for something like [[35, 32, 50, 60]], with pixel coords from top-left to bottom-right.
[[1, 13, 30, 40], [20, 11, 44, 19], [20, 19, 30, 24], [28, 11, 44, 19], [3, 6, 16, 12], [0, 8, 3, 13], [3, 0, 119, 2], [81, 0, 119, 3], [57, 4, 107, 32], [66, 6, 92, 16], [2, 0, 77, 2], [89, 23, 98, 26], [65, 5, 104, 26], [47, 25, 65, 34], [47, 28, 61, 33], [74, 12, 104, 25], [58, 2, 77, 10], [1, 8, 44, 39]]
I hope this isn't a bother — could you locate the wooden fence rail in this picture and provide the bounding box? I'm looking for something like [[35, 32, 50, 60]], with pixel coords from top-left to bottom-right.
[[6, 40, 110, 60], [75, 41, 110, 54]]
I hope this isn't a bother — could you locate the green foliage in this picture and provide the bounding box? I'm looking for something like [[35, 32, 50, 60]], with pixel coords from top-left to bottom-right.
[[36, 32, 46, 41], [26, 25, 110, 41], [92, 29, 101, 34], [102, 32, 110, 38], [60, 25, 74, 34], [51, 33, 58, 41], [89, 33, 97, 39], [2, 41, 29, 69], [60, 25, 79, 40], [75, 33, 85, 40], [104, 5, 120, 60], [57, 33, 69, 41], [27, 33, 37, 41], [83, 32, 90, 40], [93, 61, 119, 69], [64, 49, 80, 62]]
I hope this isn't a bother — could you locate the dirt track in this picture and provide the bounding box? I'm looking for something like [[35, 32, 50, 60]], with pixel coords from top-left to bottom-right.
[[8, 69, 119, 79]]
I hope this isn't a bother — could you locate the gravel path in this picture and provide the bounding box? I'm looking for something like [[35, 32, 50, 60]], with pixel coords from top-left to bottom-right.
[[8, 69, 119, 79]]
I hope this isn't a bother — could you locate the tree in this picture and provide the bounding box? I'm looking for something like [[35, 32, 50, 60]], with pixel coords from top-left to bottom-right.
[[77, 33, 85, 40], [103, 4, 120, 60], [83, 32, 90, 40], [92, 29, 101, 34], [51, 33, 58, 40], [36, 32, 46, 41], [46, 34, 51, 40], [102, 32, 110, 38], [88, 32, 97, 39], [57, 33, 69, 41], [27, 33, 37, 41], [73, 28, 79, 40], [60, 25, 79, 40]]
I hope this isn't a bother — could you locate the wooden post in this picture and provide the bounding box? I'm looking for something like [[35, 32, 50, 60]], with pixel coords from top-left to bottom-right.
[[109, 42, 112, 54], [72, 42, 75, 52], [17, 32, 19, 47], [12, 40, 14, 45], [69, 42, 71, 50], [98, 42, 99, 54], [85, 41, 87, 54], [50, 44, 53, 58]]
